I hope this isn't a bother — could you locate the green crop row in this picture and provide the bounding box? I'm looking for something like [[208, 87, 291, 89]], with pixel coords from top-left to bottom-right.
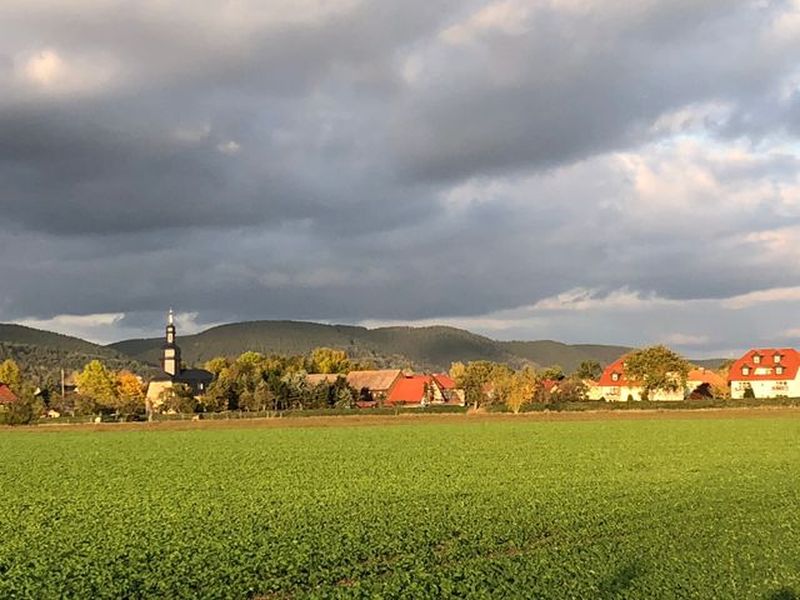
[[1, 416, 799, 598]]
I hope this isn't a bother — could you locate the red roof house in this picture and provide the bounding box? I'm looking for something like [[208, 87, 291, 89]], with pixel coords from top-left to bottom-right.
[[597, 356, 684, 401], [729, 348, 800, 399], [0, 383, 18, 405], [386, 375, 446, 406]]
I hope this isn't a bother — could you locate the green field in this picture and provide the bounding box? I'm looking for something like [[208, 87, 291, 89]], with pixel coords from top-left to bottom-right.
[[1, 415, 800, 598]]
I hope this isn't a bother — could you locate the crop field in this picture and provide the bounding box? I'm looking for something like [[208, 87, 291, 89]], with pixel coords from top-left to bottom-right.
[[1, 414, 800, 598]]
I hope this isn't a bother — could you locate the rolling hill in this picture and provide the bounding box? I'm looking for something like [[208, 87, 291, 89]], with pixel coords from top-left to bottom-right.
[[0, 324, 156, 386], [108, 320, 638, 372], [0, 320, 724, 382]]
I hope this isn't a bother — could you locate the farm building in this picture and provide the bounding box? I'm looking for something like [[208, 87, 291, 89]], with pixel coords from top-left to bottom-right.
[[386, 374, 447, 407], [306, 369, 403, 403], [432, 373, 465, 405], [729, 348, 800, 399]]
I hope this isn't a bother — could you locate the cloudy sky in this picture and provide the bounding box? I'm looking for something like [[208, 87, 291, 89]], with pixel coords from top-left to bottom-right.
[[2, 0, 800, 356]]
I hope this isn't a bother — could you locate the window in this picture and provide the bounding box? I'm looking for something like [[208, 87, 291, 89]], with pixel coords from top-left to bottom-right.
[[774, 354, 782, 364], [753, 354, 761, 364], [742, 366, 750, 376], [776, 366, 784, 375], [611, 373, 620, 382]]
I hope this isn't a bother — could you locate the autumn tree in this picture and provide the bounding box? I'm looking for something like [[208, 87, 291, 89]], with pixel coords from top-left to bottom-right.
[[159, 384, 197, 413], [539, 365, 565, 381], [0, 359, 22, 391], [116, 371, 146, 417], [505, 368, 537, 414], [624, 345, 690, 400], [310, 348, 351, 374], [553, 377, 589, 402], [574, 360, 602, 381], [75, 360, 117, 411]]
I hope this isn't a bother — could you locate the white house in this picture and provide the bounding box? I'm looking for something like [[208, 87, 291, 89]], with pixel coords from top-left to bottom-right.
[[729, 348, 800, 399], [597, 357, 726, 401]]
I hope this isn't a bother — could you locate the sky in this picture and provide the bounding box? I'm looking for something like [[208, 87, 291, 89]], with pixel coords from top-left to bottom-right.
[[2, 0, 800, 356]]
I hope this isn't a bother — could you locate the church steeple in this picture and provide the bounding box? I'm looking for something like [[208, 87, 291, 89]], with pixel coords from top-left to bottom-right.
[[162, 308, 181, 376]]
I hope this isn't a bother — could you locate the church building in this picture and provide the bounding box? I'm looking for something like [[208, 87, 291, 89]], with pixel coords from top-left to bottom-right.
[[145, 310, 214, 410]]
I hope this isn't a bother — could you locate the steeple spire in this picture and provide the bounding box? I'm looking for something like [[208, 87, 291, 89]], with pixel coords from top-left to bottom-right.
[[163, 307, 180, 376]]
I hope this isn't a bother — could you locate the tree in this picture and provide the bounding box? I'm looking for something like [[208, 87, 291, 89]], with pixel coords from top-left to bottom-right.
[[553, 378, 588, 402], [624, 346, 690, 399], [203, 357, 229, 378], [505, 368, 537, 414], [159, 384, 198, 413], [0, 359, 22, 391], [452, 361, 513, 408], [115, 371, 145, 417], [239, 380, 274, 411], [75, 360, 117, 411], [539, 365, 565, 381], [574, 360, 602, 381], [310, 348, 351, 374]]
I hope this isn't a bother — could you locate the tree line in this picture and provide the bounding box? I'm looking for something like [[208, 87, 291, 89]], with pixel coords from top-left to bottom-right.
[[1, 344, 720, 424]]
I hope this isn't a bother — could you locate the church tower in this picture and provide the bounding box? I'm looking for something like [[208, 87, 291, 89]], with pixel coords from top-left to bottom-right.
[[161, 309, 182, 376]]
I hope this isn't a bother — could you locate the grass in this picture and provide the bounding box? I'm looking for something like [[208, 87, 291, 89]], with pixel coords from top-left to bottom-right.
[[1, 414, 800, 598]]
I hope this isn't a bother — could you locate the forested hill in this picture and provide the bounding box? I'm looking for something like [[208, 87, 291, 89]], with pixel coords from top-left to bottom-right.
[[0, 324, 156, 387], [108, 320, 639, 372]]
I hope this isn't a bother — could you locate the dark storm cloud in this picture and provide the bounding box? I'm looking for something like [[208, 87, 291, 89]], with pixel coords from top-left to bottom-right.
[[1, 0, 800, 349]]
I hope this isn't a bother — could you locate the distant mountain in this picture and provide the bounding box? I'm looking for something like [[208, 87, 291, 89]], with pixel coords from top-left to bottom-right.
[[0, 320, 726, 382], [497, 340, 633, 371], [0, 324, 156, 386], [109, 320, 636, 372]]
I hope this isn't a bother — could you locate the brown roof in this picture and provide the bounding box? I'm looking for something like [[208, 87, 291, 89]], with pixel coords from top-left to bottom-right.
[[346, 369, 403, 392], [305, 373, 338, 386]]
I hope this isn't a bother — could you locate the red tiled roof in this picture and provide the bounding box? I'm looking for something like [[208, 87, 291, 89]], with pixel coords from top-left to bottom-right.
[[0, 383, 17, 404], [433, 373, 456, 389], [386, 375, 438, 405], [541, 379, 560, 392], [597, 357, 634, 386], [729, 348, 800, 381], [687, 368, 726, 388]]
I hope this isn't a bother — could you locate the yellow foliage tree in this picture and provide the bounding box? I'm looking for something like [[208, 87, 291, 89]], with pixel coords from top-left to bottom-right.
[[505, 368, 537, 414], [0, 359, 22, 391], [75, 360, 117, 410], [116, 371, 145, 416], [311, 347, 351, 374]]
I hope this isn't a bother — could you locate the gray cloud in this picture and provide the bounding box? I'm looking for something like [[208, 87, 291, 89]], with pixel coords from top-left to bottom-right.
[[1, 0, 800, 352]]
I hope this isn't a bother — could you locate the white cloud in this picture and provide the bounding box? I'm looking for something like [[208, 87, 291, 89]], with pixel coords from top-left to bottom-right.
[[13, 47, 119, 96], [216, 141, 241, 155]]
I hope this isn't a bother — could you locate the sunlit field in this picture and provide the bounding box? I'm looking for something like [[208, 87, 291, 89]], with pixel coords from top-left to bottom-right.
[[1, 414, 799, 598]]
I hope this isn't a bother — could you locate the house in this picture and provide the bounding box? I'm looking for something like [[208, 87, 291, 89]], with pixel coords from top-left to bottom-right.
[[0, 383, 18, 405], [686, 368, 726, 399], [386, 374, 447, 407], [432, 373, 465, 405], [583, 379, 604, 400], [304, 369, 404, 405], [729, 348, 800, 399], [146, 310, 213, 410], [597, 357, 685, 402]]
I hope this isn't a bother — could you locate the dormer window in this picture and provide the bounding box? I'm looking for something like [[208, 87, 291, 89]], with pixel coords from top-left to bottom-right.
[[742, 366, 751, 376], [611, 372, 620, 382], [774, 354, 782, 364], [776, 366, 784, 376], [753, 354, 761, 364]]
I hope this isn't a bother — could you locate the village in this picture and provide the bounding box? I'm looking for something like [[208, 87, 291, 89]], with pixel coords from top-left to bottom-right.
[[0, 313, 796, 423]]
